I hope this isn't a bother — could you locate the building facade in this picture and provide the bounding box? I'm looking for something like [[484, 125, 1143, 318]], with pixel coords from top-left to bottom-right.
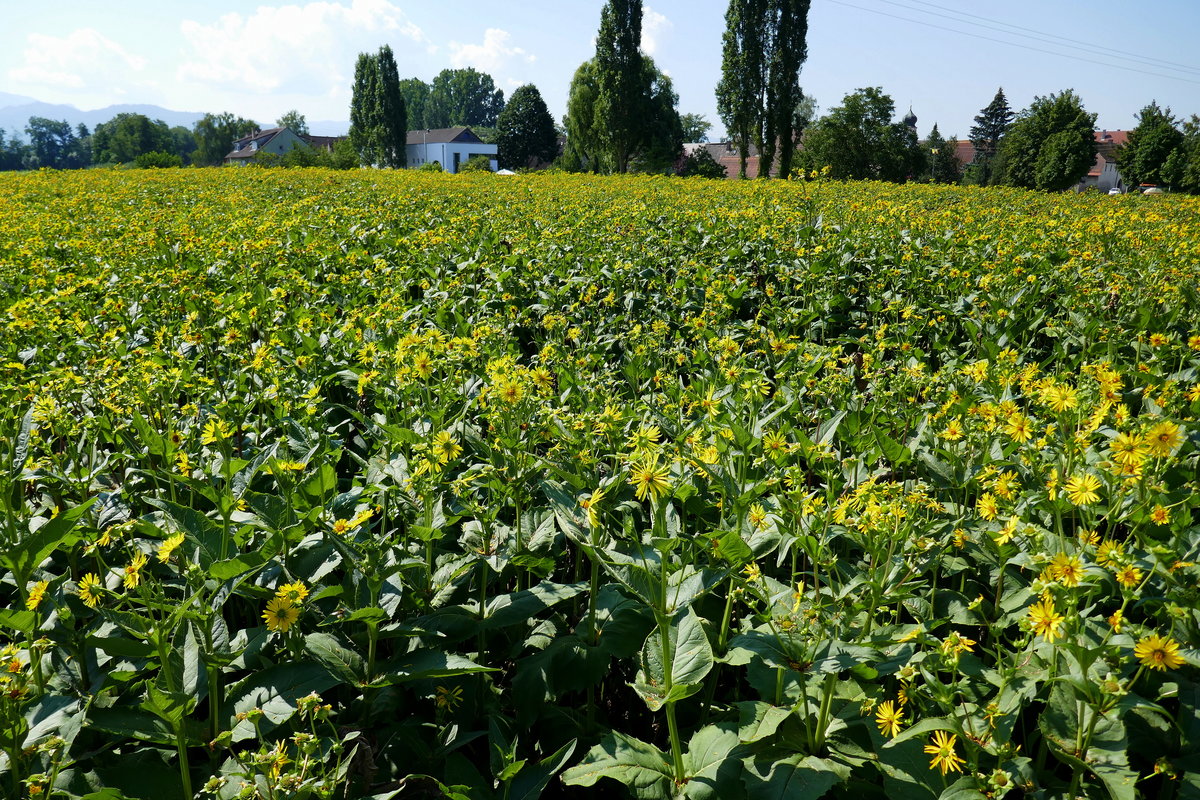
[[406, 127, 497, 173]]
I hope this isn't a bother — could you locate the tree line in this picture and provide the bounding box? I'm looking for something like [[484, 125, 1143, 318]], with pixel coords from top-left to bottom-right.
[[7, 0, 1199, 190]]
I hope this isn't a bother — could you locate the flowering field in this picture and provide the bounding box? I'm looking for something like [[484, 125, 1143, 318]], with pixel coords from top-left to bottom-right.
[[0, 167, 1198, 800]]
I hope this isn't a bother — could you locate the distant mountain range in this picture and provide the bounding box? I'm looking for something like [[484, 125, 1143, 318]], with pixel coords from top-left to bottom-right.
[[0, 94, 349, 138]]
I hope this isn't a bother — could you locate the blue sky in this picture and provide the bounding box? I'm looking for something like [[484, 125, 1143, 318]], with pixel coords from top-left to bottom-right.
[[3, 0, 1200, 139]]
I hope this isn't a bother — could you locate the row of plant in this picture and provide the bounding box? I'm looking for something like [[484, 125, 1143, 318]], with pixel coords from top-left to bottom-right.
[[0, 167, 1197, 800]]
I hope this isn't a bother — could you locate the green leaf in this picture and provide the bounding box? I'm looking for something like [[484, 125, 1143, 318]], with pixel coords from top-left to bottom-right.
[[305, 631, 367, 684], [484, 580, 587, 629], [88, 707, 205, 746], [144, 497, 223, 563], [372, 649, 495, 686], [561, 731, 674, 799], [507, 739, 576, 800], [4, 499, 96, 578], [741, 752, 841, 800], [684, 723, 745, 799], [639, 606, 714, 708], [227, 662, 339, 742], [735, 702, 792, 744]]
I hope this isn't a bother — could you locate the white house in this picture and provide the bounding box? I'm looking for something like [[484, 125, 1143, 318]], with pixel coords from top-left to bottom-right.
[[224, 127, 309, 165], [406, 127, 497, 173]]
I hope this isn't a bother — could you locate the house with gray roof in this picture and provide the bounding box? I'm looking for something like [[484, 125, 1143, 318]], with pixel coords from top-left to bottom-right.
[[407, 127, 497, 173]]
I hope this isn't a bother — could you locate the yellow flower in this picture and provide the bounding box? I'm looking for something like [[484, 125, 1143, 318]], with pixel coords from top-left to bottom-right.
[[875, 700, 905, 738], [748, 503, 768, 530], [201, 418, 231, 445], [628, 424, 662, 453], [26, 580, 49, 611], [157, 533, 185, 563], [77, 573, 103, 609], [1149, 505, 1170, 525], [1049, 553, 1084, 588], [1134, 634, 1184, 671], [123, 553, 148, 590], [1004, 413, 1033, 443], [941, 631, 976, 656], [431, 431, 462, 464], [1042, 383, 1079, 413], [939, 419, 964, 440], [1109, 432, 1147, 469], [924, 730, 966, 775], [977, 492, 998, 521], [580, 487, 605, 529], [1114, 565, 1143, 589], [1096, 540, 1123, 567], [1064, 473, 1101, 506], [1143, 421, 1182, 458], [628, 459, 671, 502], [263, 598, 300, 633], [276, 581, 309, 605], [1108, 609, 1124, 632], [1027, 599, 1065, 641]]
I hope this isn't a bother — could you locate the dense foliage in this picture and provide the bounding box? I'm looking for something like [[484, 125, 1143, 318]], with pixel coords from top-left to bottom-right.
[[0, 169, 1198, 800]]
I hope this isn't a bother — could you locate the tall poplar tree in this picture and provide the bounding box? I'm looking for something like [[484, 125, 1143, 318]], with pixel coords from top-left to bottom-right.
[[717, 0, 766, 178], [594, 0, 647, 173], [717, 0, 810, 178], [349, 47, 407, 167], [349, 52, 381, 165], [376, 46, 407, 168]]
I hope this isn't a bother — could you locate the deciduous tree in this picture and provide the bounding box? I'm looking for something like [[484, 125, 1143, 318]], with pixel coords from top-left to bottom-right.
[[680, 113, 713, 143], [999, 90, 1095, 191], [795, 87, 921, 181], [425, 68, 505, 128], [494, 84, 558, 169], [276, 110, 309, 136], [193, 112, 258, 166], [1116, 101, 1182, 189]]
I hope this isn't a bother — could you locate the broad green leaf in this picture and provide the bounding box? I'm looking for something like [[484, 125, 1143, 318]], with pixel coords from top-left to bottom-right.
[[684, 723, 745, 799], [507, 739, 576, 800], [227, 662, 339, 742], [305, 631, 367, 684], [483, 580, 587, 629], [5, 499, 96, 578], [640, 606, 714, 700], [561, 731, 674, 799], [372, 649, 495, 686], [735, 702, 792, 744], [741, 752, 841, 800]]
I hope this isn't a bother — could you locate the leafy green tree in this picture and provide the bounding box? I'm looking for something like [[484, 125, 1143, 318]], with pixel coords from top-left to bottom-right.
[[716, 0, 767, 178], [718, 0, 810, 178], [495, 84, 558, 169], [796, 87, 921, 181], [998, 90, 1095, 191], [350, 52, 382, 165], [1116, 102, 1182, 189], [193, 112, 258, 166], [92, 113, 174, 164], [1161, 115, 1200, 192], [348, 47, 406, 167], [425, 68, 505, 128], [632, 57, 684, 174], [562, 60, 602, 172], [134, 151, 183, 168], [967, 88, 1014, 185], [276, 110, 309, 136], [762, 0, 810, 178], [169, 126, 197, 164], [0, 129, 30, 171], [593, 0, 650, 173], [398, 79, 430, 130], [24, 117, 81, 169], [459, 154, 494, 173], [926, 124, 960, 183], [375, 46, 407, 167], [680, 113, 713, 143], [677, 146, 728, 178]]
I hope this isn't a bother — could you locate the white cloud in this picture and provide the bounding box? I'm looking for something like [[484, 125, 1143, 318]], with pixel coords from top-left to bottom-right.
[[448, 29, 535, 74], [641, 7, 671, 56], [8, 29, 147, 94], [177, 0, 428, 95]]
